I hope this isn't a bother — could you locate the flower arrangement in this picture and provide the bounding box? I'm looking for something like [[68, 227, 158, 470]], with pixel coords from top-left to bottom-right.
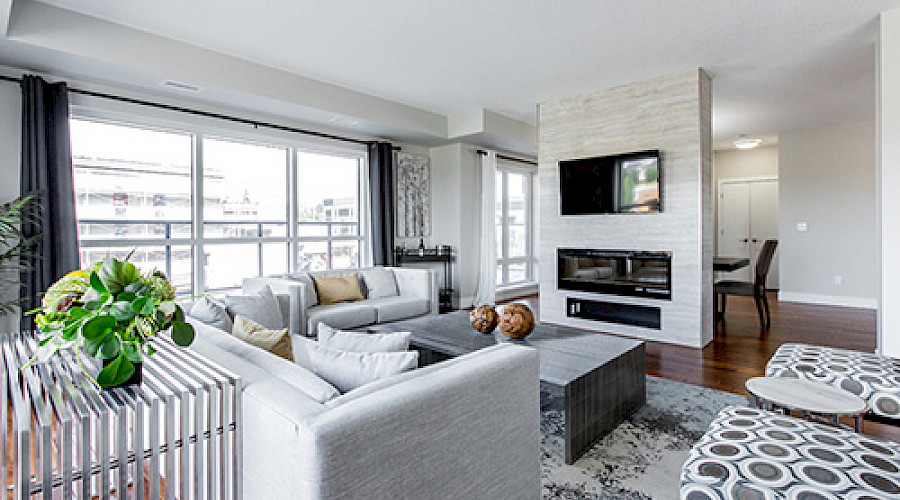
[[29, 255, 195, 388]]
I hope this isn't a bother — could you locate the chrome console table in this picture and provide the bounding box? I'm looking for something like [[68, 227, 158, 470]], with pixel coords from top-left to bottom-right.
[[1, 332, 242, 500]]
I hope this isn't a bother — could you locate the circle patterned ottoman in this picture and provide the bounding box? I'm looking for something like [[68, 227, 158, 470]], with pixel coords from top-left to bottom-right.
[[765, 343, 900, 420], [680, 406, 900, 500]]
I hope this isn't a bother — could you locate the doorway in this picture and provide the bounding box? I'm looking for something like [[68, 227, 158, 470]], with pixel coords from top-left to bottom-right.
[[717, 177, 779, 289]]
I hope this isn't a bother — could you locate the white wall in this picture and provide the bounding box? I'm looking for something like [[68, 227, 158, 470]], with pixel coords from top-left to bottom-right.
[[879, 10, 900, 357], [0, 81, 21, 333], [778, 120, 877, 309]]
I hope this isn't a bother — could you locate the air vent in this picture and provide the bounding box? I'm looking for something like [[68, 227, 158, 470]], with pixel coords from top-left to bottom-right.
[[161, 80, 202, 92]]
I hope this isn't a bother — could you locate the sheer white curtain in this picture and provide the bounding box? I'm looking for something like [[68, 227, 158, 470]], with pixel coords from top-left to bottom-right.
[[473, 151, 497, 305]]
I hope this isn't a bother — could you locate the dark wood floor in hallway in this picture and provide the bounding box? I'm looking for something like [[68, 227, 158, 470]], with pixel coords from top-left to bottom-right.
[[507, 293, 898, 441]]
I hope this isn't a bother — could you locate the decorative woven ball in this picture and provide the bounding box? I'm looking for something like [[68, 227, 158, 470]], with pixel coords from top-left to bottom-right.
[[470, 304, 499, 334], [498, 303, 536, 339]]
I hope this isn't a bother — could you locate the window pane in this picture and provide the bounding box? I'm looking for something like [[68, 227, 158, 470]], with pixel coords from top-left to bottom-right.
[[297, 241, 329, 271], [79, 246, 193, 293], [71, 120, 193, 238], [508, 262, 527, 284], [204, 244, 259, 290], [203, 138, 288, 236], [297, 152, 359, 223], [496, 264, 504, 285], [263, 243, 288, 276], [298, 224, 329, 237], [331, 241, 360, 270], [509, 225, 527, 258]]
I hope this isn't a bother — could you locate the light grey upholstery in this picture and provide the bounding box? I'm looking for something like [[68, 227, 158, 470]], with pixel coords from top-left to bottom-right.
[[365, 296, 430, 323], [186, 316, 542, 500], [246, 266, 437, 336], [307, 302, 378, 334]]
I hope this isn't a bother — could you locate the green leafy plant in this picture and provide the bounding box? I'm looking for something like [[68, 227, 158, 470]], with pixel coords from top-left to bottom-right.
[[0, 192, 39, 316], [28, 255, 195, 388]]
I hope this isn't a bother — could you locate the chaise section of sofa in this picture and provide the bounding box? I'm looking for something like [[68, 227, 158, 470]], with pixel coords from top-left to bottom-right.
[[185, 316, 541, 500], [244, 266, 438, 337]]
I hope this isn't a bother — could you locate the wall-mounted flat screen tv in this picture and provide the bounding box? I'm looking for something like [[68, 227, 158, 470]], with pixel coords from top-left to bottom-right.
[[559, 150, 661, 215]]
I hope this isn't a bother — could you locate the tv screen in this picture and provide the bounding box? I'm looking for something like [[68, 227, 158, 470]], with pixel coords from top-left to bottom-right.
[[559, 150, 661, 215]]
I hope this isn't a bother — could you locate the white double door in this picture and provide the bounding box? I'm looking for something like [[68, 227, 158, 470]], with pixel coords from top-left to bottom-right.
[[717, 178, 779, 288]]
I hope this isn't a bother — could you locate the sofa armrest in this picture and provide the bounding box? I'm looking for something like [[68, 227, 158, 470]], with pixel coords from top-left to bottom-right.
[[391, 267, 439, 315], [295, 344, 541, 499], [242, 276, 308, 336]]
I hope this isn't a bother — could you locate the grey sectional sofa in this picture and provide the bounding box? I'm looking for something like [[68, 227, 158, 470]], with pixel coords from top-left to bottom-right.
[[184, 294, 541, 500], [244, 266, 438, 337]]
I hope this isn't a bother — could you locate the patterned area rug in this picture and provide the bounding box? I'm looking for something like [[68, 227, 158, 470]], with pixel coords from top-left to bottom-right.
[[541, 376, 747, 500]]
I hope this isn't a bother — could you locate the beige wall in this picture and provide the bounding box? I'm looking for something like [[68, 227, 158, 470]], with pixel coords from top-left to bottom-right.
[[712, 146, 779, 255], [0, 82, 22, 333], [778, 120, 877, 308], [879, 10, 900, 356], [538, 69, 713, 348]]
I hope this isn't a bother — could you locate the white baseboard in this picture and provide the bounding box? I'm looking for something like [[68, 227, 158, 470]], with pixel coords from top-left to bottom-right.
[[459, 295, 476, 309], [778, 291, 877, 309]]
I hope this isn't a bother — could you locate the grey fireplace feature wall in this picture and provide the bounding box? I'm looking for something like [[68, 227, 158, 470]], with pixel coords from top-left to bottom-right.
[[538, 69, 714, 348]]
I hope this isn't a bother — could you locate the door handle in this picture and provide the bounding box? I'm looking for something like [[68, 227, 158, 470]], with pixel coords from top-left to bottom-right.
[[751, 238, 759, 243], [740, 238, 749, 243]]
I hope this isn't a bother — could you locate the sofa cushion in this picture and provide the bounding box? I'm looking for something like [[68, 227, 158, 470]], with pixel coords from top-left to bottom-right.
[[313, 274, 365, 305], [187, 317, 340, 403], [359, 268, 399, 299], [307, 302, 377, 334], [189, 297, 233, 332], [284, 271, 319, 307], [365, 296, 431, 323], [233, 315, 294, 362], [222, 285, 283, 330], [305, 343, 419, 392], [318, 323, 411, 352]]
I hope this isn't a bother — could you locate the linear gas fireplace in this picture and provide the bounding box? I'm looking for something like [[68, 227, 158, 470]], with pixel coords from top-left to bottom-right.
[[558, 248, 672, 300]]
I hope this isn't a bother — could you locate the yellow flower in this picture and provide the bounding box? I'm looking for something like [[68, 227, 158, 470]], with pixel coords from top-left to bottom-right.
[[64, 269, 86, 279]]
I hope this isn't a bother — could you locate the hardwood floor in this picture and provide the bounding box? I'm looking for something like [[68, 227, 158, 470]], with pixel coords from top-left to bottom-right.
[[505, 292, 898, 441]]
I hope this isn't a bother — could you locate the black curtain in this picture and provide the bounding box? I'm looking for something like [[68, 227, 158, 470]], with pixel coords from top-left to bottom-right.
[[20, 75, 79, 329], [368, 142, 395, 266]]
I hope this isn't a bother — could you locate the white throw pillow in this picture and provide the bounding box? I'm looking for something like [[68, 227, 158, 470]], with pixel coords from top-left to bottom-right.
[[317, 323, 411, 352], [306, 343, 419, 392], [359, 268, 399, 299], [189, 297, 233, 332], [222, 285, 283, 330], [292, 335, 317, 371], [285, 272, 319, 307]]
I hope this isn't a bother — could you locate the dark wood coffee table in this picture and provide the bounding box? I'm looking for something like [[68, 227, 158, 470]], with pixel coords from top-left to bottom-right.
[[370, 310, 646, 464]]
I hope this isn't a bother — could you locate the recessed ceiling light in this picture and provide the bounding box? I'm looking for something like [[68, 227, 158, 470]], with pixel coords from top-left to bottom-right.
[[733, 134, 762, 150], [161, 80, 202, 93]]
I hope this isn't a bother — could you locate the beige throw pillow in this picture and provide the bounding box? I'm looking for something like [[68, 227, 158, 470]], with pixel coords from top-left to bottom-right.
[[232, 315, 294, 362], [313, 274, 365, 305]]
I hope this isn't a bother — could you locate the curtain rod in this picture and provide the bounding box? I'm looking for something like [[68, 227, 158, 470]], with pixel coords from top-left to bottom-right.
[[0, 74, 401, 149], [476, 149, 538, 166]]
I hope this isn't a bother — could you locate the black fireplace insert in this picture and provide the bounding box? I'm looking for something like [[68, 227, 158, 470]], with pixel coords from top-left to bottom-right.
[[558, 248, 671, 300]]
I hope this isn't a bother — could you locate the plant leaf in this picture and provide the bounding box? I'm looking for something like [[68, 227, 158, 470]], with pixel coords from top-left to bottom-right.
[[96, 354, 134, 388], [81, 314, 116, 341], [99, 258, 141, 295], [122, 341, 142, 363], [83, 338, 102, 357], [170, 321, 195, 347], [89, 272, 107, 294], [98, 334, 120, 359], [109, 301, 135, 322]]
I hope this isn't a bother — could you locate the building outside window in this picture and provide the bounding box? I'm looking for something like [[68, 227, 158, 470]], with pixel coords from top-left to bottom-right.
[[495, 164, 535, 286], [70, 116, 368, 295]]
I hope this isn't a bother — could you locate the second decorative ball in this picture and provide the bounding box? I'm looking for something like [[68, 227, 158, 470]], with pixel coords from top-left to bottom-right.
[[499, 303, 536, 339]]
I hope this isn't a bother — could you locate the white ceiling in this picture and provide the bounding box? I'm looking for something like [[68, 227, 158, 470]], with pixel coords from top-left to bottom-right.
[[7, 0, 900, 148]]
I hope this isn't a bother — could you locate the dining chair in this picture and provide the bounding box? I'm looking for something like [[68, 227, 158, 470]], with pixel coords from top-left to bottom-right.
[[715, 239, 778, 329]]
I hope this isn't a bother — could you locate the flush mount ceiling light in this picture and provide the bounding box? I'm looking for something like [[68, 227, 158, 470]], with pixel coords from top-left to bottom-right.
[[161, 80, 202, 93], [733, 134, 762, 150]]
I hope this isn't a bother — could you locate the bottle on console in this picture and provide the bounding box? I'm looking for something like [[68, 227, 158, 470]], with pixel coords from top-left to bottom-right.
[[418, 238, 425, 257]]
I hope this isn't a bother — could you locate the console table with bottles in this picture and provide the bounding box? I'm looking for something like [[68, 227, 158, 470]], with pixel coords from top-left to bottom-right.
[[394, 245, 454, 313]]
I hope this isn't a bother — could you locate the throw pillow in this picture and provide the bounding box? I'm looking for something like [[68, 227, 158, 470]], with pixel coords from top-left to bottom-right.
[[284, 271, 319, 307], [232, 315, 294, 362], [317, 323, 411, 352], [188, 297, 233, 332], [313, 274, 365, 305], [359, 268, 399, 299], [222, 285, 283, 330], [306, 343, 419, 392]]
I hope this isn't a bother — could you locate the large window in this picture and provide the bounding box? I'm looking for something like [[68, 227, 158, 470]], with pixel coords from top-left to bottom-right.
[[495, 165, 535, 286], [71, 117, 368, 295]]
